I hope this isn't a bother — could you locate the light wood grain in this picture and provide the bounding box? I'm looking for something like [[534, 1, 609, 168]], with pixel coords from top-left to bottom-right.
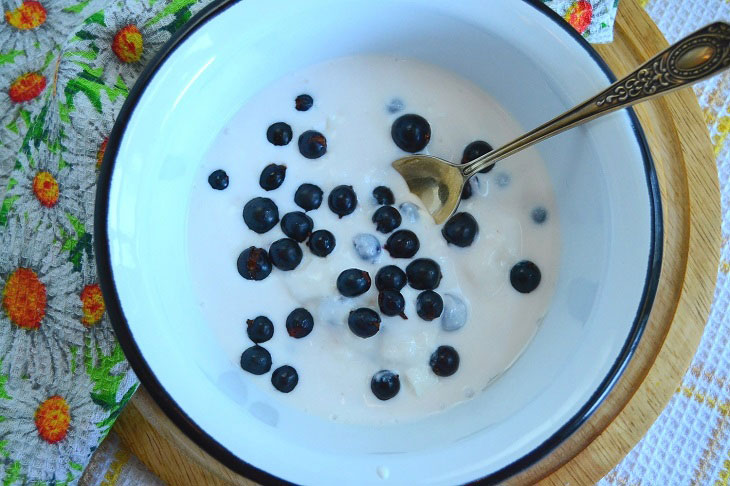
[[111, 1, 721, 484]]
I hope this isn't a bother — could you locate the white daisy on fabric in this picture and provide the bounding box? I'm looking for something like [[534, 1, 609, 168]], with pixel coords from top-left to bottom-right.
[[81, 0, 173, 87], [0, 0, 79, 53], [0, 53, 53, 129], [0, 219, 86, 379], [78, 253, 117, 362], [64, 89, 124, 178], [0, 367, 105, 483], [6, 140, 95, 238]]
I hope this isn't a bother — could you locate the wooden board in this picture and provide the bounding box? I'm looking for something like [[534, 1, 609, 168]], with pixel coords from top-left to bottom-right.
[[111, 1, 722, 484]]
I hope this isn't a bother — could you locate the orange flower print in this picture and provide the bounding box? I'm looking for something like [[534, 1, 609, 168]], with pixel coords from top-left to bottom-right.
[[34, 395, 70, 444], [8, 71, 46, 103], [2, 267, 46, 330], [80, 284, 105, 327], [564, 1, 593, 35], [4, 1, 47, 30], [112, 24, 144, 63]]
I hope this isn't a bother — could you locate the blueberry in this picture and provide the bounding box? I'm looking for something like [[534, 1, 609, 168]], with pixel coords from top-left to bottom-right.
[[266, 122, 292, 146], [271, 365, 299, 393], [429, 345, 459, 377], [336, 268, 371, 297], [295, 94, 313, 112], [510, 260, 541, 294], [398, 202, 420, 223], [531, 207, 548, 224], [384, 230, 419, 258], [259, 163, 286, 191], [372, 206, 401, 233], [386, 98, 404, 114], [246, 316, 274, 343], [286, 308, 314, 338], [375, 265, 407, 291], [416, 290, 443, 321], [294, 183, 323, 211], [280, 211, 313, 242], [308, 230, 336, 257], [243, 197, 279, 234], [441, 294, 468, 332], [462, 140, 494, 174], [240, 345, 272, 375], [269, 238, 303, 271], [372, 186, 395, 206], [237, 247, 272, 281], [348, 308, 380, 338], [391, 114, 431, 153], [298, 130, 327, 159], [461, 181, 472, 200], [352, 234, 381, 263], [371, 370, 400, 400], [406, 258, 442, 290], [328, 185, 357, 218], [208, 169, 228, 190], [441, 212, 478, 247], [378, 290, 406, 318]]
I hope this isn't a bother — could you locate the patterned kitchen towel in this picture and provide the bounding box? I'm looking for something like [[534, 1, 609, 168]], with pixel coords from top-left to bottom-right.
[[0, 0, 616, 484]]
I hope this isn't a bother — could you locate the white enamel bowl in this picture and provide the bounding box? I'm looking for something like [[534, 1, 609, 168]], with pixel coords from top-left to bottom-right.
[[95, 0, 662, 484]]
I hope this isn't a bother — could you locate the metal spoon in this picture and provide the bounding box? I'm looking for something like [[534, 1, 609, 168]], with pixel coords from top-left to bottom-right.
[[393, 22, 730, 224]]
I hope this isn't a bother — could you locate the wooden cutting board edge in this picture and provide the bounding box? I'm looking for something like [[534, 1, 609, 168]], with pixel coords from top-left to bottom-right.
[[111, 1, 722, 484]]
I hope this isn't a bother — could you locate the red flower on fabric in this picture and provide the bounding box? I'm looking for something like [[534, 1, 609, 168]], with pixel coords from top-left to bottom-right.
[[2, 268, 47, 330], [80, 284, 105, 327], [8, 72, 47, 103], [34, 395, 71, 444], [564, 1, 593, 35], [4, 1, 47, 30], [112, 25, 143, 63]]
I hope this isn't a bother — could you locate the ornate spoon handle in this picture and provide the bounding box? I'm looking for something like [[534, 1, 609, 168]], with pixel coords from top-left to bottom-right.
[[463, 22, 730, 178]]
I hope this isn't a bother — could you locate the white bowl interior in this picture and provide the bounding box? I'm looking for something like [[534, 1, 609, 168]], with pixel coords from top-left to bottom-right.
[[105, 0, 655, 484]]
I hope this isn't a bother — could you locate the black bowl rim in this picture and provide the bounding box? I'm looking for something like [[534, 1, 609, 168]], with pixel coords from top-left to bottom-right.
[[94, 1, 663, 484]]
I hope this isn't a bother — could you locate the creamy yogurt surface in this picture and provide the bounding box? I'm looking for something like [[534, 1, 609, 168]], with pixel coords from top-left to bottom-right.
[[187, 55, 560, 425]]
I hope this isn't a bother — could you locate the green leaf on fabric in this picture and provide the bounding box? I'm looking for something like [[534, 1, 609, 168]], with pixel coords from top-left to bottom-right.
[[0, 440, 8, 458], [148, 0, 196, 26], [0, 50, 23, 66], [69, 232, 92, 271], [70, 345, 79, 374], [5, 119, 18, 134], [2, 461, 22, 486], [64, 49, 96, 61], [85, 343, 128, 417], [42, 50, 56, 70], [0, 374, 9, 400], [0, 196, 20, 226], [63, 0, 92, 13], [74, 29, 97, 41], [96, 383, 138, 429], [67, 213, 86, 236], [69, 462, 83, 471], [19, 109, 31, 128], [85, 11, 105, 26], [65, 77, 103, 112]]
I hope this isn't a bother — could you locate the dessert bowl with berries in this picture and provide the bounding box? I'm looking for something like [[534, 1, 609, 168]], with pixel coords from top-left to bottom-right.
[[95, 0, 662, 484]]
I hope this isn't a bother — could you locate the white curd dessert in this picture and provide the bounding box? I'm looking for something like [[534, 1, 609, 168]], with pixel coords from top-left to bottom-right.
[[187, 55, 560, 425]]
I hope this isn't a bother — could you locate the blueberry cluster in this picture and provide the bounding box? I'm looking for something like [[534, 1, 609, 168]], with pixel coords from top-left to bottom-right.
[[220, 102, 548, 404], [240, 315, 299, 393]]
